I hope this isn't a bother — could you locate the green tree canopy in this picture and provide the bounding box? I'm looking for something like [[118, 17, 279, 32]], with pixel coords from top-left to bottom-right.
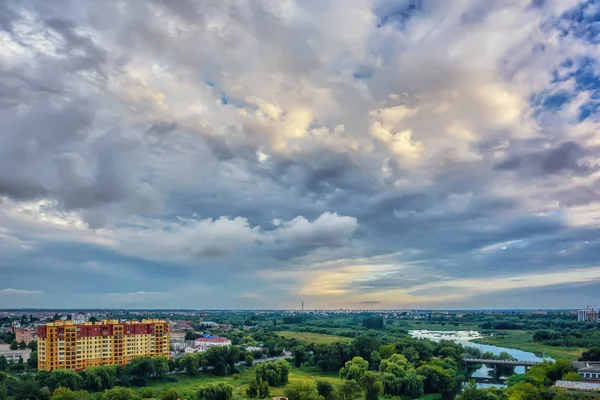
[[339, 357, 368, 381]]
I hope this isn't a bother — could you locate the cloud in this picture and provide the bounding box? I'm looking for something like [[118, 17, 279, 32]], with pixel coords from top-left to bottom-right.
[[0, 0, 599, 308], [0, 288, 44, 295]]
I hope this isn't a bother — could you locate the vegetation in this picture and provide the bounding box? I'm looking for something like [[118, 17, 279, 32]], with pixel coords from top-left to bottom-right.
[[472, 330, 585, 361], [275, 331, 352, 345]]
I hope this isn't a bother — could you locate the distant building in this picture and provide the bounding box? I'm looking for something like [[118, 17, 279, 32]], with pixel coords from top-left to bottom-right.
[[0, 344, 31, 363], [170, 330, 187, 342], [15, 328, 37, 344], [170, 342, 187, 351], [572, 361, 600, 381], [72, 314, 87, 325], [577, 308, 598, 322], [194, 336, 231, 352]]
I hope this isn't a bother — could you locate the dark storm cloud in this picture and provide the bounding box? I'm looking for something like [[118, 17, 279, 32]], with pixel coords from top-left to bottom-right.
[[496, 141, 595, 176]]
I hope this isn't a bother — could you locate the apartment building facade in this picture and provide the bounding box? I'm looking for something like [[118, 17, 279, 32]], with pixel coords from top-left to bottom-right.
[[37, 319, 169, 371], [15, 328, 37, 344]]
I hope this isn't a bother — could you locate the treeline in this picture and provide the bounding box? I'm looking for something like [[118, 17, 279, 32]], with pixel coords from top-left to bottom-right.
[[533, 329, 600, 348]]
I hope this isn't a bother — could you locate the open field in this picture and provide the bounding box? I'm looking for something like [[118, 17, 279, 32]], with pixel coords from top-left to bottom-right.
[[275, 331, 352, 344], [147, 365, 441, 400], [472, 330, 585, 361]]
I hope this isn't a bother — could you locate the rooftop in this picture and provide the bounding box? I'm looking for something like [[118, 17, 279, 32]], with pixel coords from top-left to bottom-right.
[[555, 380, 600, 391], [571, 361, 600, 373]]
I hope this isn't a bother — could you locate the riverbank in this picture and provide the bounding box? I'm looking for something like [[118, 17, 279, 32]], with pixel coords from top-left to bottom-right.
[[472, 330, 584, 361]]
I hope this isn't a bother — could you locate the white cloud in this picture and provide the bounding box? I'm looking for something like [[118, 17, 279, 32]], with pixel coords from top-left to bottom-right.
[[0, 288, 44, 295]]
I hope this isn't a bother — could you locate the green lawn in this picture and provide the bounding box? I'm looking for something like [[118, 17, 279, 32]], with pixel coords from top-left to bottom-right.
[[472, 330, 585, 361], [274, 331, 352, 344], [147, 366, 440, 399], [146, 366, 342, 398]]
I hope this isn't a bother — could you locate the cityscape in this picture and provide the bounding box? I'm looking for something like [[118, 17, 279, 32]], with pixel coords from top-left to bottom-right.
[[2, 0, 600, 399]]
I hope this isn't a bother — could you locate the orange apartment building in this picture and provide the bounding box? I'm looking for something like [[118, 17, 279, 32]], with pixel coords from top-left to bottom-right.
[[37, 319, 169, 371]]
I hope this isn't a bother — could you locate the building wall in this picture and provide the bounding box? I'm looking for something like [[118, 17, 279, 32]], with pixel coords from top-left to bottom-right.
[[15, 329, 37, 344], [0, 345, 31, 363], [577, 309, 599, 322], [38, 319, 169, 371]]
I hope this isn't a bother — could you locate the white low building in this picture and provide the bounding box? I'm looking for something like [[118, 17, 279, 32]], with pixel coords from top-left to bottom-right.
[[194, 337, 231, 352], [0, 344, 31, 363]]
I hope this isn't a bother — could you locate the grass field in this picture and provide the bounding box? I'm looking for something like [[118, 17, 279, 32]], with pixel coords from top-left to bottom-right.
[[274, 331, 352, 344], [147, 365, 441, 400], [472, 330, 585, 361]]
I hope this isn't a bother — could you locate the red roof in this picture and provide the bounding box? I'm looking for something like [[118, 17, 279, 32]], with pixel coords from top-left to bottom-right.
[[195, 337, 230, 343]]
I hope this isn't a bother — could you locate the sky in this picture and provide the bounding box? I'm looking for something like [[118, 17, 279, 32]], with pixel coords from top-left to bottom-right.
[[1, 0, 600, 310]]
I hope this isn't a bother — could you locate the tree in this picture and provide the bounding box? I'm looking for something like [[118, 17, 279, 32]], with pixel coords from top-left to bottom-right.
[[83, 365, 118, 392], [378, 345, 395, 360], [360, 371, 382, 400], [456, 381, 507, 400], [139, 388, 155, 399], [416, 364, 455, 395], [27, 341, 38, 351], [51, 387, 91, 400], [9, 341, 18, 351], [48, 369, 85, 391], [125, 357, 155, 386], [293, 346, 306, 368], [185, 331, 201, 341], [245, 354, 254, 367], [28, 351, 38, 370], [6, 378, 44, 400], [89, 317, 98, 323], [160, 389, 180, 400], [197, 383, 233, 400], [561, 371, 582, 382], [255, 360, 289, 387], [152, 355, 169, 381], [180, 354, 199, 377], [579, 347, 600, 361], [369, 351, 381, 372], [338, 380, 362, 400], [284, 382, 322, 400], [246, 379, 269, 399], [316, 380, 335, 400], [361, 317, 384, 330], [18, 341, 27, 350], [339, 357, 368, 381], [102, 387, 139, 400], [0, 356, 8, 372]]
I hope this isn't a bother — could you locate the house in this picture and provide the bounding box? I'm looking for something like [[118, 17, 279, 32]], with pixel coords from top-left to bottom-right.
[[170, 330, 187, 342], [171, 342, 187, 351], [72, 314, 87, 324], [194, 336, 232, 352], [571, 361, 600, 381], [184, 346, 198, 354]]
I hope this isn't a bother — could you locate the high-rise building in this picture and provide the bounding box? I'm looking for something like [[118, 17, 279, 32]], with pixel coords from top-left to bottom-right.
[[577, 308, 599, 322], [37, 319, 169, 371]]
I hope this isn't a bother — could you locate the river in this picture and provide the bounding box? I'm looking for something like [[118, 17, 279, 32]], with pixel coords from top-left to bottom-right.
[[409, 330, 550, 382]]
